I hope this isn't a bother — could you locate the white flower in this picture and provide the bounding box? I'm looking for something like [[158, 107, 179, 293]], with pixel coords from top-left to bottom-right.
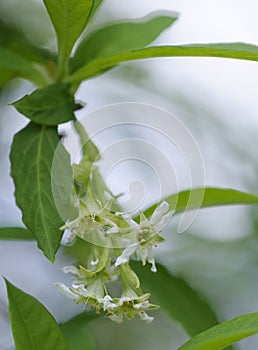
[[105, 292, 158, 323], [115, 201, 173, 271], [55, 280, 159, 323], [98, 295, 117, 311]]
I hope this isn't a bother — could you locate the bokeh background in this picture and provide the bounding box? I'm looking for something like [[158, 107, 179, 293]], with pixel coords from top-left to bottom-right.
[[1, 0, 258, 349]]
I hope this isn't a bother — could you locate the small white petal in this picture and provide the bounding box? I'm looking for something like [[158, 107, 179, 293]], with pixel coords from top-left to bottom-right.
[[106, 227, 119, 234], [118, 296, 132, 305], [154, 210, 174, 232], [139, 244, 147, 266], [62, 266, 82, 276], [115, 243, 138, 267], [150, 263, 157, 273], [133, 302, 143, 309], [99, 295, 113, 302], [139, 311, 154, 323], [147, 246, 157, 273], [90, 258, 99, 266], [150, 201, 169, 225], [54, 282, 79, 300], [72, 284, 89, 297], [98, 295, 118, 310]]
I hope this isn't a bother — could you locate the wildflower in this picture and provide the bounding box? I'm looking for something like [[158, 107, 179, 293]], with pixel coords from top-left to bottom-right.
[[103, 290, 159, 323], [60, 196, 132, 247], [55, 260, 158, 323], [115, 201, 173, 272]]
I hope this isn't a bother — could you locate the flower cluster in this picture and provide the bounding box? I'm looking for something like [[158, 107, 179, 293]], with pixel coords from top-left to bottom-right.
[[56, 162, 173, 323], [55, 279, 158, 323]]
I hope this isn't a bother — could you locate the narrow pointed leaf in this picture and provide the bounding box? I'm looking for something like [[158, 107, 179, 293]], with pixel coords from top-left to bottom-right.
[[10, 122, 72, 261], [179, 312, 258, 350], [132, 262, 220, 337], [0, 19, 55, 64], [43, 0, 94, 76], [68, 43, 258, 83], [71, 12, 178, 72], [141, 187, 258, 218], [0, 227, 34, 240], [12, 83, 76, 126], [5, 279, 70, 350]]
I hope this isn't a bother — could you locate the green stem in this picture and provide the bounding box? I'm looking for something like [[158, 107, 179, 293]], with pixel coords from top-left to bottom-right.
[[57, 54, 68, 82]]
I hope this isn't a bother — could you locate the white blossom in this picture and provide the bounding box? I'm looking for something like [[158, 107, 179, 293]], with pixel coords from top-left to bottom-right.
[[98, 295, 117, 310], [115, 201, 173, 271]]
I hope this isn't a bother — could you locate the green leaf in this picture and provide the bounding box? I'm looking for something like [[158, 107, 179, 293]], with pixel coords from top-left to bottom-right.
[[12, 84, 76, 126], [60, 312, 98, 350], [0, 67, 17, 88], [43, 0, 94, 77], [67, 43, 258, 83], [5, 279, 70, 350], [0, 47, 46, 86], [0, 227, 34, 240], [179, 312, 258, 350], [10, 122, 73, 262], [71, 12, 178, 72], [0, 19, 55, 64], [87, 0, 103, 23], [132, 262, 220, 337], [141, 187, 258, 219]]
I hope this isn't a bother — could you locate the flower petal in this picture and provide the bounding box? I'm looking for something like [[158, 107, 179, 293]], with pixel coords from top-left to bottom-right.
[[106, 226, 119, 234], [71, 284, 89, 297], [138, 310, 154, 323], [63, 265, 83, 276], [98, 295, 117, 310], [90, 258, 99, 266], [154, 210, 174, 232], [147, 246, 157, 273], [115, 243, 138, 267], [54, 282, 80, 300], [150, 201, 169, 225]]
